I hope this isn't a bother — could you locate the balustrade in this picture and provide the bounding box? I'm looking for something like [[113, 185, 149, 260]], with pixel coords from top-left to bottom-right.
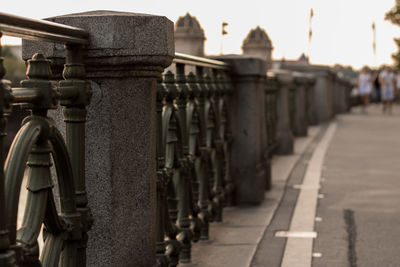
[[0, 12, 91, 266], [0, 10, 355, 267], [156, 53, 233, 266]]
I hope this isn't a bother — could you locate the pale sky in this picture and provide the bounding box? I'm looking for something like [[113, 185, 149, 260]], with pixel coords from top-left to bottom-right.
[[1, 0, 399, 69]]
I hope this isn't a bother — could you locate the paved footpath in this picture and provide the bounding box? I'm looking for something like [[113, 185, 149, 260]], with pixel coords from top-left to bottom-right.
[[313, 105, 400, 267], [190, 104, 400, 267], [253, 104, 400, 267]]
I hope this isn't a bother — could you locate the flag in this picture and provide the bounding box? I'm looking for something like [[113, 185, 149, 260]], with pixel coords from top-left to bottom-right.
[[372, 21, 376, 55], [222, 22, 228, 35], [309, 9, 313, 42]]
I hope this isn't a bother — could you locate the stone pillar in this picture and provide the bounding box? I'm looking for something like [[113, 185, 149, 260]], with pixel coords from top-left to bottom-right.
[[22, 11, 174, 267], [274, 70, 294, 155], [293, 72, 308, 137], [345, 80, 352, 112], [306, 74, 318, 125], [216, 55, 267, 205], [313, 70, 334, 123], [336, 77, 347, 114]]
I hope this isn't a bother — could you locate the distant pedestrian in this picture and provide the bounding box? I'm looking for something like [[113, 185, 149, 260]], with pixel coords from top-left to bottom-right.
[[357, 66, 372, 113], [379, 66, 395, 114], [372, 70, 381, 103], [396, 70, 400, 103]]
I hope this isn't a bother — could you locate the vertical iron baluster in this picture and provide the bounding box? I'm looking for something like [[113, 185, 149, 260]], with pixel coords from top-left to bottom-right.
[[175, 63, 192, 263], [155, 78, 169, 267], [163, 71, 181, 267], [186, 72, 202, 243], [0, 32, 16, 267], [59, 44, 92, 266], [220, 71, 233, 206], [210, 70, 223, 222], [203, 74, 217, 222], [194, 67, 211, 240]]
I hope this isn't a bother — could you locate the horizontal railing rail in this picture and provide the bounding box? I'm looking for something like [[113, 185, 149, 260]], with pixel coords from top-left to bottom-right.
[[0, 12, 89, 44], [174, 52, 229, 70]]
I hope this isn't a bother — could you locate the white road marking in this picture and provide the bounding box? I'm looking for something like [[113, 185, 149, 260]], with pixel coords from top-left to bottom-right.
[[280, 122, 337, 267], [275, 231, 317, 238]]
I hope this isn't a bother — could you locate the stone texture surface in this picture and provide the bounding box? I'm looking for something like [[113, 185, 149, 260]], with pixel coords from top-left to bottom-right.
[[274, 69, 294, 155], [23, 11, 174, 267], [280, 64, 336, 124], [305, 74, 318, 126], [216, 55, 268, 205], [293, 72, 308, 137], [22, 10, 174, 68], [313, 71, 335, 123], [333, 77, 349, 114]]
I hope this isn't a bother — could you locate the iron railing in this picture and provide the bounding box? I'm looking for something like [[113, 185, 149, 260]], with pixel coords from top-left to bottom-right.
[[156, 54, 233, 266], [0, 12, 91, 266]]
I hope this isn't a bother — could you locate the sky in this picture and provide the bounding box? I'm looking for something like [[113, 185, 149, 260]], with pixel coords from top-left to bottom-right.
[[1, 0, 399, 69]]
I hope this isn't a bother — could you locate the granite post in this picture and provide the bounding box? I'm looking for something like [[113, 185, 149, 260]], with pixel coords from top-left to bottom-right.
[[293, 72, 308, 137], [306, 74, 317, 125], [335, 77, 348, 114], [274, 70, 294, 155], [312, 70, 336, 123], [22, 11, 174, 267], [216, 55, 268, 205], [345, 80, 352, 112]]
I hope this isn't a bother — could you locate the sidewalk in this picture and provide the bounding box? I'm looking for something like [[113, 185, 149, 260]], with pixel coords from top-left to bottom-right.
[[188, 126, 322, 266], [314, 105, 400, 267], [189, 104, 400, 267], [252, 104, 400, 267]]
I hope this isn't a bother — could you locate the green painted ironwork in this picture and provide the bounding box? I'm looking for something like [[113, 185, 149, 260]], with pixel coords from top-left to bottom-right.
[[0, 13, 91, 266], [156, 54, 233, 266], [0, 32, 17, 267]]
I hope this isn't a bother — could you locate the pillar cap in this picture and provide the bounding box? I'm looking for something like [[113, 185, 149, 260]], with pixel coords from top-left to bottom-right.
[[22, 10, 175, 69]]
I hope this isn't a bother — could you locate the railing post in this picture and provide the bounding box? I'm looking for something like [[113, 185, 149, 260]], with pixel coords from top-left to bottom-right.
[[306, 74, 317, 126], [22, 11, 174, 266], [265, 73, 278, 190], [216, 56, 267, 205], [274, 70, 294, 155], [313, 69, 334, 123], [293, 73, 308, 137]]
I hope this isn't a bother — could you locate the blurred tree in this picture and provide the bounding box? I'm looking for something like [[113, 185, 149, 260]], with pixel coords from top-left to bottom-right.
[[1, 46, 26, 84], [386, 0, 400, 69]]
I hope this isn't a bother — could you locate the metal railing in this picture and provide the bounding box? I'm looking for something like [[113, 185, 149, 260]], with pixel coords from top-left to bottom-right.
[[0, 12, 91, 266], [156, 53, 233, 266]]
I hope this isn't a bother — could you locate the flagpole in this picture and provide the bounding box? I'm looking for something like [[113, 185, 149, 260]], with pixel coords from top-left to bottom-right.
[[372, 22, 376, 68], [221, 22, 228, 55], [308, 8, 314, 62]]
